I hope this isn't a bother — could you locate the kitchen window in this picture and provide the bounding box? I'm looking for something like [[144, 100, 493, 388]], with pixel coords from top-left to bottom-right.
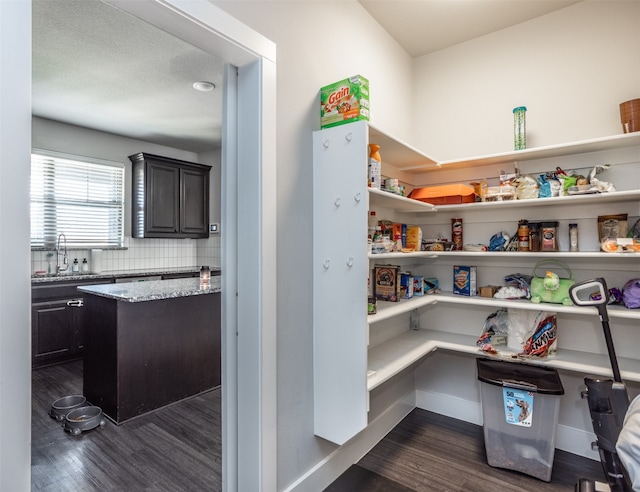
[[30, 151, 124, 249]]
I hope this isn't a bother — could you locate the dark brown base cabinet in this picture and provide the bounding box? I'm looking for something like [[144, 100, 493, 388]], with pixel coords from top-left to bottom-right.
[[129, 152, 211, 239], [31, 278, 114, 368], [31, 300, 78, 367], [83, 292, 221, 424]]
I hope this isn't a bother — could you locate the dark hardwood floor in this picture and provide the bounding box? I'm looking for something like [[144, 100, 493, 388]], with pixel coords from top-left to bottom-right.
[[327, 409, 606, 492], [31, 360, 221, 491], [34, 361, 605, 491]]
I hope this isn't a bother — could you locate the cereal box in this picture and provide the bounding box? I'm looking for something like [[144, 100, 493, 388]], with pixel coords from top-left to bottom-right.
[[374, 265, 400, 302], [320, 75, 370, 129], [453, 266, 477, 296], [400, 272, 414, 299], [413, 275, 424, 297]]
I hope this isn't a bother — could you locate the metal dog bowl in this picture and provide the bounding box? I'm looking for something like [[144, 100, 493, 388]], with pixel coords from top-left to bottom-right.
[[63, 406, 106, 436], [49, 395, 87, 422]]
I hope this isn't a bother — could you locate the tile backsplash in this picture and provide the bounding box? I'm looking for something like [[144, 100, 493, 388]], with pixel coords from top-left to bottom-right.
[[31, 236, 221, 274]]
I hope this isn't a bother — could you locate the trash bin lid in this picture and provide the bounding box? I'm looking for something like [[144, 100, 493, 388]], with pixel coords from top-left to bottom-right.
[[476, 357, 564, 395]]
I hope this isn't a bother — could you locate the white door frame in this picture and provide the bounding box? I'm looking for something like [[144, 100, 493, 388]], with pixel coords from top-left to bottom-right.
[[105, 2, 278, 490], [0, 0, 277, 490]]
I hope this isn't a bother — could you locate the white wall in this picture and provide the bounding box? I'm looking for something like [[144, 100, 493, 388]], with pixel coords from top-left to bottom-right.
[[211, 1, 415, 489], [31, 117, 222, 272], [412, 1, 640, 161]]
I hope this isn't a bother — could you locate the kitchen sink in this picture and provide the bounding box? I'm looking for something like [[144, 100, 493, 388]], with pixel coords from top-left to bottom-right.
[[32, 272, 97, 279]]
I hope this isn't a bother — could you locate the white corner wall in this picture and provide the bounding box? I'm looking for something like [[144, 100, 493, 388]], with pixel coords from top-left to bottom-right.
[[211, 1, 415, 490], [412, 1, 640, 161]]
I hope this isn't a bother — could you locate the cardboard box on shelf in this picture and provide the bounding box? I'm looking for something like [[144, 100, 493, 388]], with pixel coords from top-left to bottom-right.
[[479, 285, 500, 298], [413, 275, 424, 297], [320, 75, 369, 129], [400, 272, 414, 299], [453, 266, 477, 296], [374, 265, 400, 302]]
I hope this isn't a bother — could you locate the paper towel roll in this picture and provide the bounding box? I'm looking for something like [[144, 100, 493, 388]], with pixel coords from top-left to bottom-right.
[[90, 249, 103, 273]]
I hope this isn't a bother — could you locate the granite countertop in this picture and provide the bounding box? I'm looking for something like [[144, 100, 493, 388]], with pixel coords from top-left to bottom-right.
[[78, 276, 221, 302], [31, 266, 220, 284]]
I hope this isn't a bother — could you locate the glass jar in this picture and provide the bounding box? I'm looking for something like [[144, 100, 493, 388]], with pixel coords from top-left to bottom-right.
[[529, 222, 540, 252], [541, 221, 559, 251], [517, 220, 530, 252], [200, 265, 211, 286]]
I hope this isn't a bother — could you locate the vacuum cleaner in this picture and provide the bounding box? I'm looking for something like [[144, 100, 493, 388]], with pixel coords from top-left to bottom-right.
[[569, 278, 632, 492]]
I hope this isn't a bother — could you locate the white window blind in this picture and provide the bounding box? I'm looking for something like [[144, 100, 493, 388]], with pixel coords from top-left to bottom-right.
[[30, 152, 124, 249]]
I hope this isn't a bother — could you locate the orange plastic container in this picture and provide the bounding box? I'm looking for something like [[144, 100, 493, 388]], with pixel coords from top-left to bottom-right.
[[408, 184, 475, 205]]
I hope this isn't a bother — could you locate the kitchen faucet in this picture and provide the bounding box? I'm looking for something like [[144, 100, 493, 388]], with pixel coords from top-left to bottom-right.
[[56, 233, 68, 273]]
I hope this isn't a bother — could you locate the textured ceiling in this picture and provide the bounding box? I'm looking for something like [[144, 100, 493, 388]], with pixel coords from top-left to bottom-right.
[[32, 0, 582, 153], [32, 0, 224, 152]]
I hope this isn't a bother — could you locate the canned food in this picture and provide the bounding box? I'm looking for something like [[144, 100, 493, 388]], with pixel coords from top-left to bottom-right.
[[452, 218, 463, 251]]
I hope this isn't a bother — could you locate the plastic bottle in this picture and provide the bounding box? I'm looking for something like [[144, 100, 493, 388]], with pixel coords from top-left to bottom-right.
[[569, 223, 579, 252], [368, 144, 382, 189], [81, 258, 89, 273], [513, 106, 527, 150], [72, 258, 79, 273], [368, 210, 378, 240]]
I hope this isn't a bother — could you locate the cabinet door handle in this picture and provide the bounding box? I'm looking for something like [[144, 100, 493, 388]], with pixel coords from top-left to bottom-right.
[[67, 299, 84, 308]]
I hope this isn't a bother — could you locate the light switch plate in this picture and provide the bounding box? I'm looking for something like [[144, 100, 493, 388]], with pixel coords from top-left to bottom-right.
[[210, 223, 220, 234]]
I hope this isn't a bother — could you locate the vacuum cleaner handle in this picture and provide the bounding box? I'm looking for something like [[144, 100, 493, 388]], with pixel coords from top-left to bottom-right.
[[569, 277, 610, 322]]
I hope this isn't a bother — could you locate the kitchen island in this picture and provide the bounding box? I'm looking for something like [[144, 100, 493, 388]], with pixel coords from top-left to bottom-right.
[[78, 277, 221, 424]]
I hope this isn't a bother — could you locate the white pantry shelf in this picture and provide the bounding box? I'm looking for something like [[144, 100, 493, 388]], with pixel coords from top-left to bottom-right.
[[404, 131, 640, 173], [370, 183, 640, 215], [368, 124, 438, 170], [368, 291, 640, 325], [368, 188, 435, 212], [369, 250, 640, 260], [366, 329, 640, 392], [314, 121, 640, 445]]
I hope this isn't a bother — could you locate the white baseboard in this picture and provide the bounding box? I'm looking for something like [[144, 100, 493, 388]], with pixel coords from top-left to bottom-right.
[[556, 423, 600, 461], [415, 388, 483, 425], [283, 392, 415, 492], [415, 389, 600, 461]]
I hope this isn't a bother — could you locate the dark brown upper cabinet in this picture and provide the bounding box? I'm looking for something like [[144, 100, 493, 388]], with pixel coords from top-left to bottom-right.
[[129, 153, 211, 239]]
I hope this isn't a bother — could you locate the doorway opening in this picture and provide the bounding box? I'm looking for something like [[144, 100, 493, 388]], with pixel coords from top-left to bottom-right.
[[24, 0, 277, 490]]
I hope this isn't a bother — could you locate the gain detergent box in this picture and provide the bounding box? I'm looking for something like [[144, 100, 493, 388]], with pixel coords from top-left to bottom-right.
[[320, 75, 370, 129]]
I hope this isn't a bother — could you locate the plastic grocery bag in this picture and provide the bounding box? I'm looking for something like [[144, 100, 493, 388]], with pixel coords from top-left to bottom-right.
[[623, 278, 640, 309], [477, 309, 557, 357]]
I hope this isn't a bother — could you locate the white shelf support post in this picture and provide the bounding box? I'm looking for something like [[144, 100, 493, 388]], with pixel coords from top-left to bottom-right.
[[313, 121, 369, 445]]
